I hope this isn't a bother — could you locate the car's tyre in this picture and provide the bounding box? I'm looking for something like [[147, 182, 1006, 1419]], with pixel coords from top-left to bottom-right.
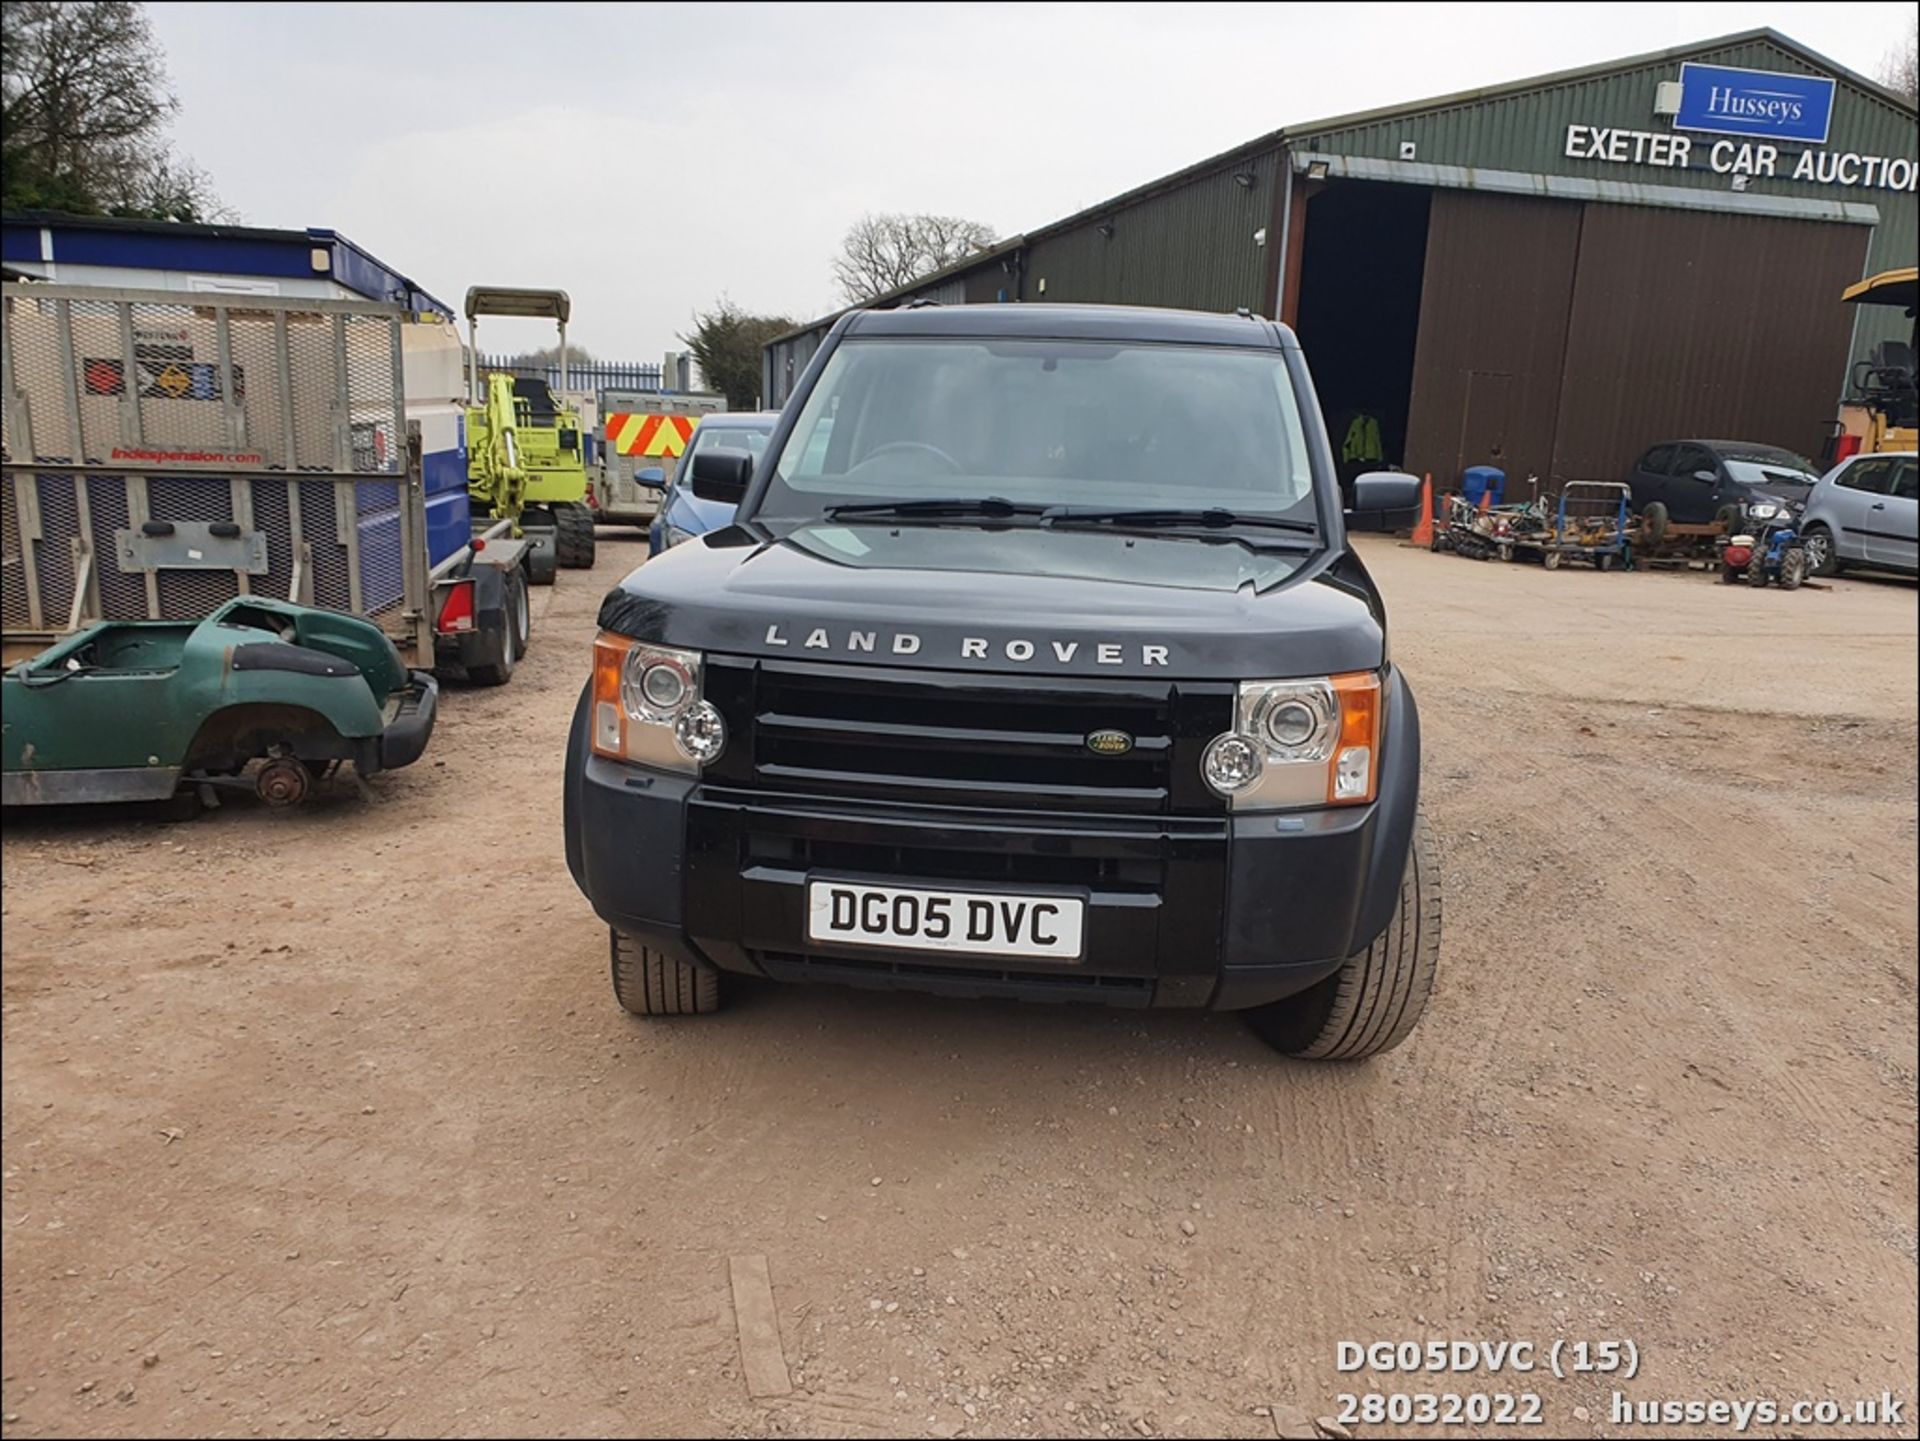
[[1778, 547, 1806, 591], [1640, 500, 1669, 550], [1715, 503, 1742, 532], [555, 503, 597, 569], [1247, 814, 1440, 1061], [467, 573, 521, 686], [610, 929, 721, 1016], [1802, 522, 1843, 577]]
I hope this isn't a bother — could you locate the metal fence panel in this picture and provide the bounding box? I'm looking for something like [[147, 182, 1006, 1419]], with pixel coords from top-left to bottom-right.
[[477, 354, 664, 395]]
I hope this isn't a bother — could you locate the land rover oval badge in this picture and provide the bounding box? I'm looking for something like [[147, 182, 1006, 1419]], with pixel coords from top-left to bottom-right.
[[1086, 728, 1134, 757]]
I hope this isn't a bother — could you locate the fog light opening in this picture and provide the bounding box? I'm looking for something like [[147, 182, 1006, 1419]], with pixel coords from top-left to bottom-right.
[[1203, 733, 1264, 795]]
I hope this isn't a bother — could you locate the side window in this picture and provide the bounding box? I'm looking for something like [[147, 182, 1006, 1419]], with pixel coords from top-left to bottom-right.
[[1837, 458, 1893, 495], [1639, 444, 1676, 475], [1889, 459, 1917, 501], [1670, 445, 1715, 479]]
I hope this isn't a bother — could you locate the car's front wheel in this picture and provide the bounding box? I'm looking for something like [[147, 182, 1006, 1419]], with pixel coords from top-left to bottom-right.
[[1247, 815, 1440, 1060], [1802, 522, 1843, 577], [610, 930, 721, 1016]]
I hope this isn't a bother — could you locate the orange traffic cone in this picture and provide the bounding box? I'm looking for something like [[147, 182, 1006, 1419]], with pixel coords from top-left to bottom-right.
[[1409, 473, 1434, 548], [1476, 488, 1491, 513]]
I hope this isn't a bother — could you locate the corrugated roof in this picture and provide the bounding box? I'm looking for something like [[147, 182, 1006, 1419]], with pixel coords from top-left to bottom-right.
[[770, 27, 1915, 345]]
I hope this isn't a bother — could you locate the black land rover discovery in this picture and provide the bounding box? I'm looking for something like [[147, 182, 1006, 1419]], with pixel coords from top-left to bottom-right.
[[564, 304, 1439, 1059]]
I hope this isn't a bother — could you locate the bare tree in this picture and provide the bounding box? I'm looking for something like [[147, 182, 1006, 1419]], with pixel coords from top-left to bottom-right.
[[832, 213, 999, 305], [1, 0, 225, 220], [1880, 15, 1918, 102]]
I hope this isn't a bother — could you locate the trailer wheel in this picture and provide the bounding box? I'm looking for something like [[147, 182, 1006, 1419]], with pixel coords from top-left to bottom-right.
[[467, 572, 522, 686], [1640, 500, 1669, 550], [1778, 547, 1806, 591], [1542, 550, 1562, 571], [1247, 814, 1440, 1060], [509, 566, 532, 653], [1595, 552, 1614, 572], [555, 503, 597, 569], [610, 930, 720, 1016]]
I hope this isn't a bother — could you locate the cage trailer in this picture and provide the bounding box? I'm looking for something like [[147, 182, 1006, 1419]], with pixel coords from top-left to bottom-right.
[[1, 283, 533, 684]]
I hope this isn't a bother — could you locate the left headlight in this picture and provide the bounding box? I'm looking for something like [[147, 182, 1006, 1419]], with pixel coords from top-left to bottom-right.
[[590, 633, 726, 773], [1201, 672, 1381, 809]]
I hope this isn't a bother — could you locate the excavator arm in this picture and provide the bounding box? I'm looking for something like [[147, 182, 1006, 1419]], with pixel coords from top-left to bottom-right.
[[469, 372, 529, 522]]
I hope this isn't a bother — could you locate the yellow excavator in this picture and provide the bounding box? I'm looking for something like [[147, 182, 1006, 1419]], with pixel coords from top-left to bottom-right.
[[464, 287, 597, 583], [1832, 266, 1918, 461]]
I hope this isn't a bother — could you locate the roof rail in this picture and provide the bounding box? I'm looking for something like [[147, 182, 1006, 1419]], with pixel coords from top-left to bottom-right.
[[904, 297, 942, 309]]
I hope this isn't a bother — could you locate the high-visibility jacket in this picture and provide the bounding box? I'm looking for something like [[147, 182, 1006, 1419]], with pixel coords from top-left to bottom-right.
[[1342, 413, 1383, 464]]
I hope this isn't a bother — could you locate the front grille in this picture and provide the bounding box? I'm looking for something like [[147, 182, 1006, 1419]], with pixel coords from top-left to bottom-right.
[[740, 828, 1163, 894], [736, 659, 1230, 814]]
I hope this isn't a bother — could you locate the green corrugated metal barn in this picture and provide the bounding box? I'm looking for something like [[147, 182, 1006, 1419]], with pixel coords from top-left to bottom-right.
[[765, 28, 1917, 489]]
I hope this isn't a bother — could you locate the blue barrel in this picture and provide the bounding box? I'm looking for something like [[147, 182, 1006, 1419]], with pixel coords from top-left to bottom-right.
[[1461, 465, 1506, 508]]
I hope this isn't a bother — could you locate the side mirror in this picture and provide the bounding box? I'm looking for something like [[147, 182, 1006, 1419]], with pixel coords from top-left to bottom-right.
[[690, 447, 754, 505], [636, 466, 667, 490], [1692, 469, 1717, 483], [1349, 471, 1422, 516]]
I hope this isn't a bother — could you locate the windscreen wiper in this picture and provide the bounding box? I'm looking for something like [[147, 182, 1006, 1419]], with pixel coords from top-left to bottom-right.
[[822, 496, 1048, 521], [1041, 506, 1318, 536]]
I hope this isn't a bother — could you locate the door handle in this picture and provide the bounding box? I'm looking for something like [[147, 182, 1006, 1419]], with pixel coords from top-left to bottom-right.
[[1872, 502, 1886, 510]]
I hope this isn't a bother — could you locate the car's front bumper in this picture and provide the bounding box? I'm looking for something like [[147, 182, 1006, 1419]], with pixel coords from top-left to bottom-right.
[[376, 671, 439, 772], [563, 671, 1420, 1011]]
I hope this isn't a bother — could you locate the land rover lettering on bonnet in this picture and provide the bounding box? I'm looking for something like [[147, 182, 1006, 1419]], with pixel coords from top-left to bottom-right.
[[564, 302, 1439, 1060]]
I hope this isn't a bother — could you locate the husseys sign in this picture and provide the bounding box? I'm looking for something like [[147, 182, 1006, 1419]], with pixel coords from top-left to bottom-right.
[[1562, 62, 1914, 194], [1673, 63, 1835, 144]]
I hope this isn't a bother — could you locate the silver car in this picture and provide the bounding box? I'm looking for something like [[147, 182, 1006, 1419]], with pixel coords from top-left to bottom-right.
[[1799, 451, 1918, 576]]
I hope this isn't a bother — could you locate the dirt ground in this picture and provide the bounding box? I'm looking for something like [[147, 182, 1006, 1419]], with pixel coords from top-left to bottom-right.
[[3, 532, 1915, 1439]]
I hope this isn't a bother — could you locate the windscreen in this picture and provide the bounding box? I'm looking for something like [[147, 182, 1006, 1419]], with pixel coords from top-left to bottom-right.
[[761, 338, 1317, 524]]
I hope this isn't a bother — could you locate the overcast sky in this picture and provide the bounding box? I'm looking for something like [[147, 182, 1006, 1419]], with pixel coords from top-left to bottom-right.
[[145, 1, 1915, 359]]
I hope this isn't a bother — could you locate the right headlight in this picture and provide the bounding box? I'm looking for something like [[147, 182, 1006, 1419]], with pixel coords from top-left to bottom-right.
[[665, 523, 696, 548], [590, 633, 726, 773], [1201, 672, 1381, 809]]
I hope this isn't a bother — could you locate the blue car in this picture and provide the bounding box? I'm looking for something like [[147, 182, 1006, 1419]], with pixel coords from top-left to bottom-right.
[[646, 413, 778, 557]]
